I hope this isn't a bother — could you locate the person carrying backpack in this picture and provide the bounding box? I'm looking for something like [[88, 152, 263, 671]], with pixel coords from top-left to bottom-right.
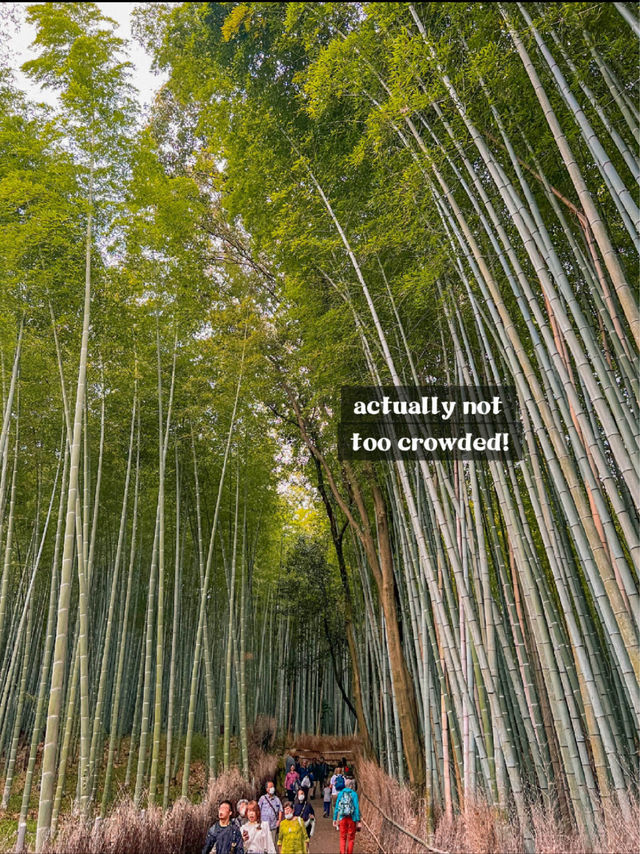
[[332, 777, 361, 854]]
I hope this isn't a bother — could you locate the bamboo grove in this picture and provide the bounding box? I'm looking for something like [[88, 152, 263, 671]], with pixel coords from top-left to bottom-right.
[[0, 2, 638, 851]]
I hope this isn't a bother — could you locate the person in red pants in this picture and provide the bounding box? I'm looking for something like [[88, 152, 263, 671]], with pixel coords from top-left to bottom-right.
[[332, 777, 361, 854]]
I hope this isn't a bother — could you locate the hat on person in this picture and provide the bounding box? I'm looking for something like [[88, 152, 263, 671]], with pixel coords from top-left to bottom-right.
[[335, 775, 345, 791]]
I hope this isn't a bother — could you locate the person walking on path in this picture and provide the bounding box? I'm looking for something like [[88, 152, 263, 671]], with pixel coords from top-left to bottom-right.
[[299, 764, 313, 800], [330, 769, 343, 814], [259, 780, 283, 849], [308, 760, 318, 799], [278, 801, 309, 854], [202, 800, 245, 854], [294, 788, 315, 838], [285, 766, 300, 801], [241, 800, 276, 854], [333, 777, 361, 854], [322, 783, 331, 818]]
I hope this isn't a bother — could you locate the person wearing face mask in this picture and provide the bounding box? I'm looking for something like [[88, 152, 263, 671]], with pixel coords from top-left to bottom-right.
[[293, 788, 315, 838], [298, 764, 313, 800], [235, 798, 249, 827], [284, 766, 300, 801], [277, 802, 308, 854], [258, 780, 283, 849]]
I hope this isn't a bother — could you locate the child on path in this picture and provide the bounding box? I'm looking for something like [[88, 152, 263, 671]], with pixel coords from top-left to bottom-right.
[[322, 783, 331, 818]]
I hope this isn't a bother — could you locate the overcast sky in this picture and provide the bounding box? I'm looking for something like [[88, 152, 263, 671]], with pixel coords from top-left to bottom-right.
[[10, 2, 166, 109]]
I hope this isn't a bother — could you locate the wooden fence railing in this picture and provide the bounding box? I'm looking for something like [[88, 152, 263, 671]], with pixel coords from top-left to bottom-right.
[[360, 791, 449, 854]]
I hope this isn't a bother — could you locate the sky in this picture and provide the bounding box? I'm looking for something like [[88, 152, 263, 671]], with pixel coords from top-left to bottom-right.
[[9, 2, 167, 109]]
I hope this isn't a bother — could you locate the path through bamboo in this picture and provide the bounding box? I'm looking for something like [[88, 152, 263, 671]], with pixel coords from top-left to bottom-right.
[[284, 743, 364, 854], [309, 813, 341, 854]]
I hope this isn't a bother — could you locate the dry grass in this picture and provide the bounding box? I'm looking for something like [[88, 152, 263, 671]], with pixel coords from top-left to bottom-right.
[[431, 801, 521, 854], [8, 733, 639, 854], [40, 751, 279, 854], [248, 716, 277, 758], [249, 751, 280, 791], [248, 716, 279, 787], [0, 720, 281, 854], [357, 757, 429, 854], [529, 795, 640, 854], [356, 757, 640, 854], [597, 796, 640, 854], [44, 769, 248, 854]]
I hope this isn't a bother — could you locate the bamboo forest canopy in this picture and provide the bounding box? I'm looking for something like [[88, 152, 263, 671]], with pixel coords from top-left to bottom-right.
[[0, 2, 638, 852]]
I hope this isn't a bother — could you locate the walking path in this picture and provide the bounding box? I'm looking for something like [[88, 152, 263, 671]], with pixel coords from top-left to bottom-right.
[[309, 807, 340, 853], [282, 743, 374, 854], [308, 810, 375, 854]]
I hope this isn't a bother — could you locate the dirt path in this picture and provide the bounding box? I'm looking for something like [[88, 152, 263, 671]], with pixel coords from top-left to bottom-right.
[[309, 814, 375, 854], [306, 799, 375, 854], [309, 808, 340, 854], [282, 740, 372, 854]]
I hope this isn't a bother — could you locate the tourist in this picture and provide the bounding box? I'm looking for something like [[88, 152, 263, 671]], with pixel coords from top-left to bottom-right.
[[299, 763, 313, 799], [202, 800, 245, 854], [319, 757, 329, 787], [293, 787, 315, 837], [241, 800, 276, 853], [259, 780, 283, 848], [309, 758, 320, 798], [236, 798, 249, 826], [285, 753, 296, 775], [330, 767, 343, 812], [322, 782, 331, 818], [333, 777, 361, 854], [284, 765, 300, 801], [277, 801, 308, 853]]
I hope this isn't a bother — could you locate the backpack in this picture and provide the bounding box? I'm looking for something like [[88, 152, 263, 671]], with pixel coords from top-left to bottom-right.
[[337, 789, 355, 819]]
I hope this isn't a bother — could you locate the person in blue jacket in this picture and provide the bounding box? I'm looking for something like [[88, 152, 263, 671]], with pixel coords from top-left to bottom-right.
[[202, 800, 244, 854], [332, 777, 361, 854]]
